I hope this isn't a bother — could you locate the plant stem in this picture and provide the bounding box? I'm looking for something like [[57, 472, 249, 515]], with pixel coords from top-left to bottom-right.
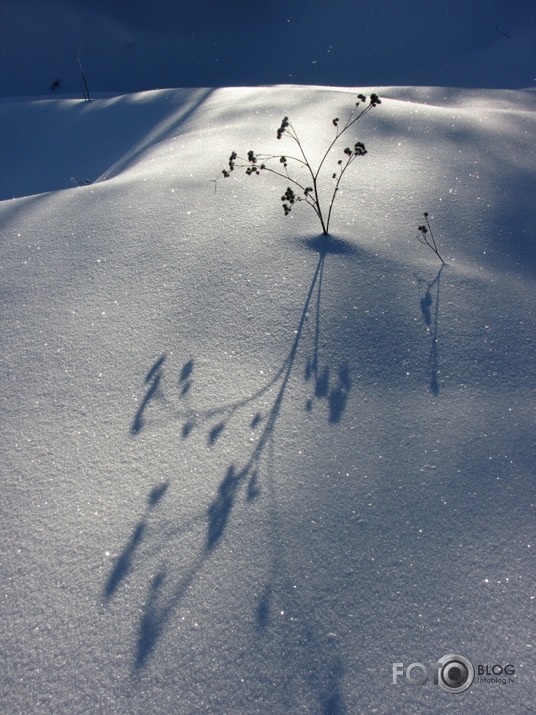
[[286, 124, 328, 233], [317, 104, 374, 234], [77, 52, 91, 101]]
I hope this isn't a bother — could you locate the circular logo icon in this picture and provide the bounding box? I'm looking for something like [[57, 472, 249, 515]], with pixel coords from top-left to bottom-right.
[[436, 654, 475, 693]]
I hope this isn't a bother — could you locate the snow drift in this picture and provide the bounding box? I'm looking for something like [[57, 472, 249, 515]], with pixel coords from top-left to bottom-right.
[[1, 85, 535, 714]]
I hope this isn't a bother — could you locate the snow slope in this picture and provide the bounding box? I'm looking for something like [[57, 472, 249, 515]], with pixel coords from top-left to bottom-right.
[[1, 84, 535, 713]]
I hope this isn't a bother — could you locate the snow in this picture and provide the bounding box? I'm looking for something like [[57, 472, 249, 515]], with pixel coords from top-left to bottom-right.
[[1, 2, 535, 714], [1, 0, 535, 94]]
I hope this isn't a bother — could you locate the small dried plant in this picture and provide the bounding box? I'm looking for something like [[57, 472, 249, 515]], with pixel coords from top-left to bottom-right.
[[417, 212, 446, 264], [219, 92, 381, 235], [77, 51, 91, 102]]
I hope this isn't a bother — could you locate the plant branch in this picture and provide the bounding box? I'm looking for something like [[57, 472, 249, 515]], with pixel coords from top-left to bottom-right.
[[77, 51, 91, 102], [417, 213, 446, 264], [219, 92, 381, 236]]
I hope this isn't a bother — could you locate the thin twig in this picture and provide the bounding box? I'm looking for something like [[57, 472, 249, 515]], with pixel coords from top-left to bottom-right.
[[417, 213, 446, 264]]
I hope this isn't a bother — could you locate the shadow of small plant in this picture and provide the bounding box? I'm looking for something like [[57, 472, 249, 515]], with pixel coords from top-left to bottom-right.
[[110, 242, 354, 671], [416, 264, 445, 395], [103, 482, 169, 601], [130, 354, 166, 434]]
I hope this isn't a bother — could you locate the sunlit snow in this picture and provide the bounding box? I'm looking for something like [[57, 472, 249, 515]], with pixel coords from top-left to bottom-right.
[[1, 1, 535, 714]]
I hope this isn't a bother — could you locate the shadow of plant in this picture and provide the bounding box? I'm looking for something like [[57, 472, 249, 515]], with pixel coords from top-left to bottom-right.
[[103, 482, 169, 601], [130, 354, 166, 434], [105, 236, 353, 707], [416, 264, 445, 395]]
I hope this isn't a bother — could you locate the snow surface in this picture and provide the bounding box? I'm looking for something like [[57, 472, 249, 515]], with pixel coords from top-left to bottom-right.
[[1, 82, 535, 714], [1, 2, 536, 713], [1, 0, 535, 96]]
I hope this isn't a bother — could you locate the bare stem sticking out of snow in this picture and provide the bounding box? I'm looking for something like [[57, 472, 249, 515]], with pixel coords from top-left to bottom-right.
[[417, 212, 446, 264]]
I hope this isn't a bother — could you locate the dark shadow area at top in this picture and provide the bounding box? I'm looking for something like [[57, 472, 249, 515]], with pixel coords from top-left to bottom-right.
[[108, 235, 352, 701], [416, 264, 444, 395]]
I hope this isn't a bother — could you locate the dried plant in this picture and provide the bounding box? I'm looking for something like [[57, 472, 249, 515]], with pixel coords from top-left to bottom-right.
[[219, 92, 381, 235], [417, 212, 446, 264]]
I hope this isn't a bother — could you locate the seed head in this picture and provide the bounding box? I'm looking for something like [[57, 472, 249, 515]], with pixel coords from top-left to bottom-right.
[[277, 116, 290, 139]]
